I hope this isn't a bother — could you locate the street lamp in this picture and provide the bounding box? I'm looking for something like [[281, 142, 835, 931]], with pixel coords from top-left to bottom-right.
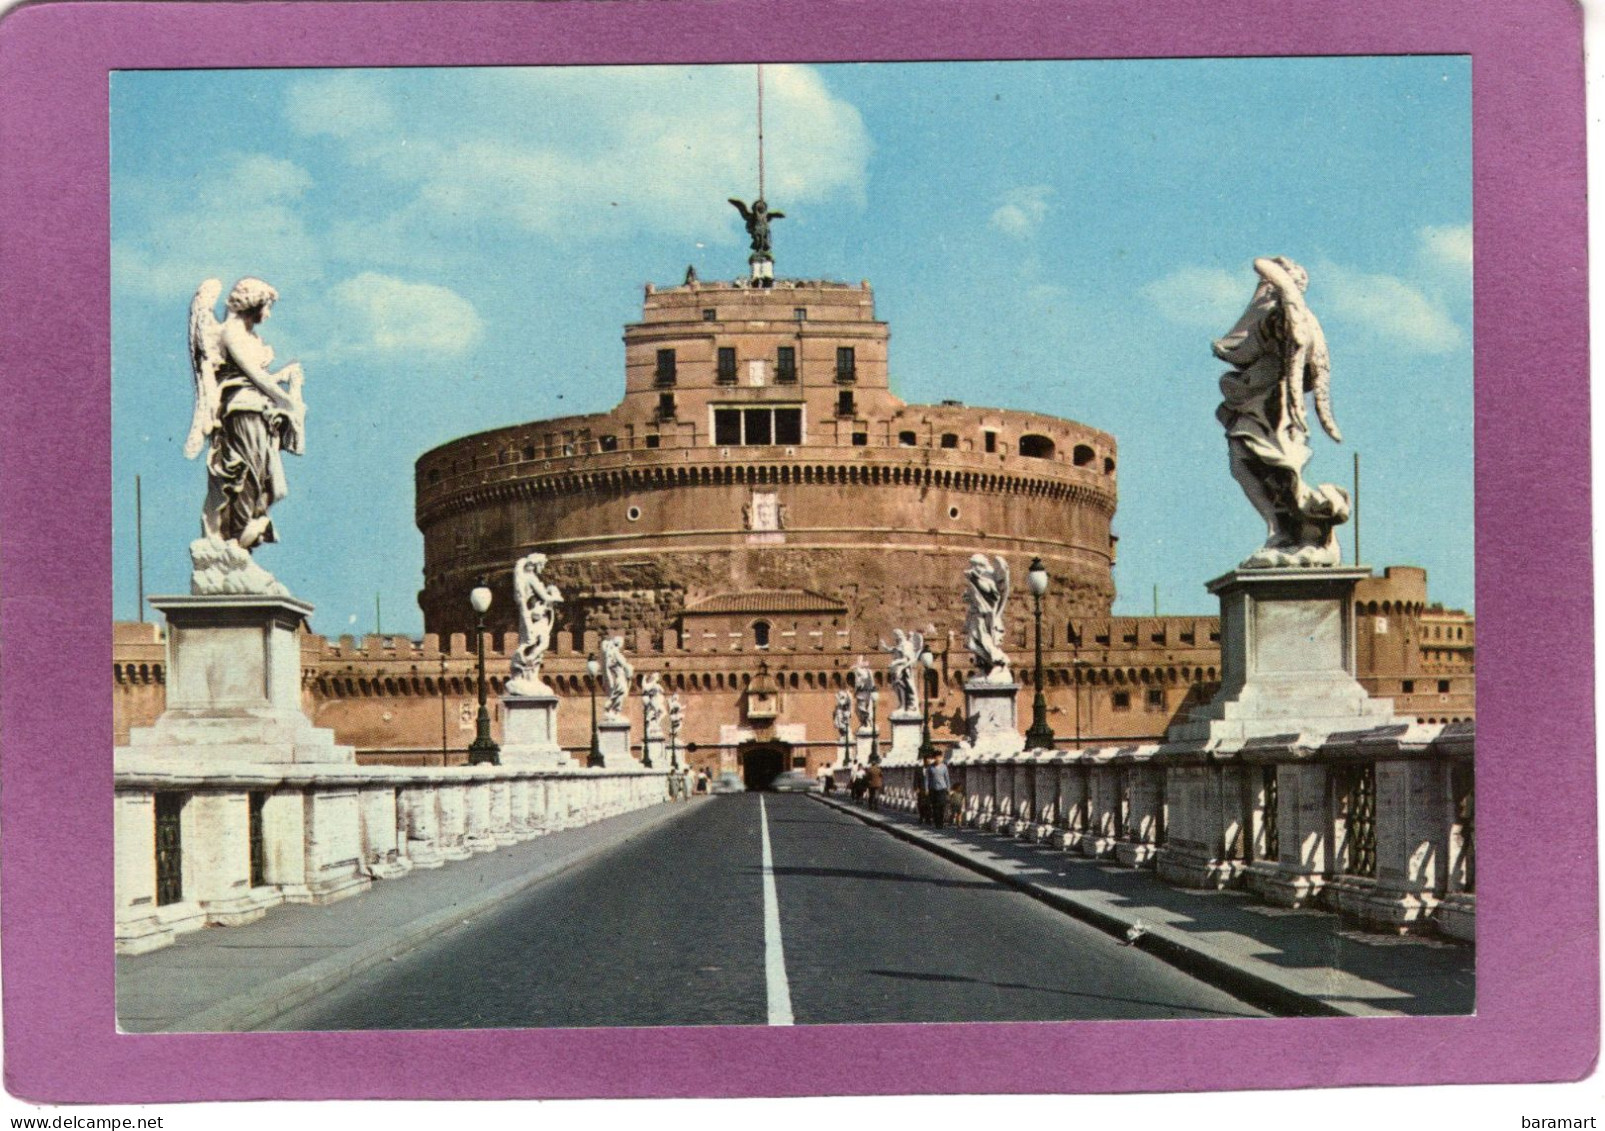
[[1025, 557, 1054, 750], [586, 654, 604, 768], [467, 580, 500, 765], [918, 649, 938, 761]]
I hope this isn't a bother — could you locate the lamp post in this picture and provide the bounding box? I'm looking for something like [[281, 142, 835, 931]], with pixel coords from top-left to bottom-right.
[[669, 712, 680, 771], [1025, 557, 1054, 750], [467, 581, 500, 765], [586, 655, 604, 768], [918, 649, 938, 761]]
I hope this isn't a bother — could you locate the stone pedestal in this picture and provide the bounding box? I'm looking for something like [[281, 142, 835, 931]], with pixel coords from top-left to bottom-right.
[[598, 719, 632, 767], [855, 726, 880, 764], [1168, 569, 1393, 744], [500, 695, 569, 768], [128, 594, 353, 765], [958, 680, 1025, 757], [641, 729, 664, 769], [886, 712, 923, 763]]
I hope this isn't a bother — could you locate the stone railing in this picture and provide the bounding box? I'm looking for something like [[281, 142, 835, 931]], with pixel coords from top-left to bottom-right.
[[876, 719, 1474, 941], [115, 763, 669, 955]]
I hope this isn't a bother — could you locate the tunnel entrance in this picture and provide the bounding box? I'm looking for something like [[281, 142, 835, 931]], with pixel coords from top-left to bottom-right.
[[739, 742, 790, 791]]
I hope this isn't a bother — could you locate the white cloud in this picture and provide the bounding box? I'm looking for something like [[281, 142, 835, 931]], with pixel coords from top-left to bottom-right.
[[1319, 263, 1462, 353], [285, 73, 394, 139], [325, 273, 483, 357], [113, 153, 321, 300], [1417, 223, 1473, 274], [1141, 266, 1247, 328], [990, 185, 1052, 240], [295, 65, 870, 248]]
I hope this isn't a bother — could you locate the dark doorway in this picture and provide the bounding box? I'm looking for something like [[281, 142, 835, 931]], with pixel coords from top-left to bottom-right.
[[740, 743, 789, 790]]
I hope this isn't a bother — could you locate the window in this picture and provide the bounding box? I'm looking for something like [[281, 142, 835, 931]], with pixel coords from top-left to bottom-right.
[[644, 434, 660, 449], [1112, 690, 1131, 711], [717, 347, 737, 384], [1019, 434, 1055, 459], [753, 620, 771, 648], [940, 433, 959, 449], [626, 505, 642, 522], [984, 431, 997, 453], [655, 348, 677, 386], [837, 390, 856, 417], [836, 346, 856, 383], [898, 430, 917, 446], [713, 406, 803, 446], [852, 432, 868, 446], [1438, 680, 1451, 694], [1073, 444, 1095, 467], [776, 346, 797, 383], [1146, 688, 1165, 710], [793, 307, 808, 321], [522, 444, 535, 460], [1402, 680, 1415, 694], [702, 308, 716, 322], [948, 506, 960, 520], [657, 393, 676, 420], [427, 469, 440, 484], [599, 435, 618, 452], [1104, 457, 1116, 474]]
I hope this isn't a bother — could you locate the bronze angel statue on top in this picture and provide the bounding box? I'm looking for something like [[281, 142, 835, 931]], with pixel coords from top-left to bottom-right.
[[186, 277, 306, 554], [1213, 257, 1349, 568]]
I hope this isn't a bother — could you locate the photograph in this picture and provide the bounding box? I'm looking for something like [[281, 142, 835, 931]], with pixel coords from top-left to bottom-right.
[[111, 57, 1476, 1032]]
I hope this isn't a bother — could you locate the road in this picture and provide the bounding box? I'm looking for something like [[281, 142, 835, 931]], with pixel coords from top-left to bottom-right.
[[268, 793, 1265, 1029]]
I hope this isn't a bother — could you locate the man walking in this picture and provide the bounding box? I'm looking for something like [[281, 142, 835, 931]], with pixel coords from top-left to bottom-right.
[[926, 752, 952, 829], [865, 762, 884, 811]]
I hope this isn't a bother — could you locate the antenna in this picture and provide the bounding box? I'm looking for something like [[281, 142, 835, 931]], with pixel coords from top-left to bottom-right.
[[135, 474, 145, 623], [1353, 451, 1361, 566], [756, 64, 766, 200]]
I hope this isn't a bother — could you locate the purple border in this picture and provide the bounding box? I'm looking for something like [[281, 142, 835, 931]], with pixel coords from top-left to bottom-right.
[[0, 0, 1593, 1103]]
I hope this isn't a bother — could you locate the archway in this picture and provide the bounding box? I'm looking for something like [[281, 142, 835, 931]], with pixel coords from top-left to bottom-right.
[[739, 741, 791, 791]]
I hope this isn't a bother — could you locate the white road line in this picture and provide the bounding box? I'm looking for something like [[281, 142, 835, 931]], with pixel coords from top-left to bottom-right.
[[758, 795, 795, 1026]]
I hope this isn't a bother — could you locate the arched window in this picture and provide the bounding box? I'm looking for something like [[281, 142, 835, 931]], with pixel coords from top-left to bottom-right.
[[1019, 434, 1055, 459], [1073, 444, 1095, 467], [752, 620, 771, 648]]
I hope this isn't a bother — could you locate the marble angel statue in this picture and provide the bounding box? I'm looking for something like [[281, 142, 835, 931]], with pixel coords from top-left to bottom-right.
[[186, 277, 306, 553], [880, 628, 925, 715], [850, 655, 878, 732], [833, 690, 853, 747], [1213, 256, 1350, 567], [600, 635, 633, 722], [963, 554, 1012, 682], [641, 672, 666, 736], [507, 552, 563, 696]]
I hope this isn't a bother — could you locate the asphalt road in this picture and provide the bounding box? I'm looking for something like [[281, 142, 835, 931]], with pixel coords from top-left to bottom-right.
[[268, 793, 1265, 1029]]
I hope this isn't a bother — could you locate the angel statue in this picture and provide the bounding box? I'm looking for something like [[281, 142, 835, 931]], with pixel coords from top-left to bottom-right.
[[963, 554, 1012, 683], [1213, 257, 1350, 568], [507, 552, 563, 696], [599, 634, 633, 722], [187, 278, 306, 556], [850, 655, 878, 733], [728, 197, 784, 258], [641, 672, 666, 736], [880, 628, 926, 716], [668, 693, 685, 740], [833, 690, 853, 747]]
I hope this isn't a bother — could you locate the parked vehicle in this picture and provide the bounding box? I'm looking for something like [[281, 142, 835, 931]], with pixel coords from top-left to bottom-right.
[[770, 770, 823, 793]]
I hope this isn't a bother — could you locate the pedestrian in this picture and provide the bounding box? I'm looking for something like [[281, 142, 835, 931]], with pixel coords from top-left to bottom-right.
[[850, 767, 867, 804], [865, 763, 884, 811], [926, 752, 952, 829], [823, 774, 837, 794], [947, 782, 966, 826]]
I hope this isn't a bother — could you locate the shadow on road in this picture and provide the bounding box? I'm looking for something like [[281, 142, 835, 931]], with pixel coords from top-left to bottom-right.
[[753, 864, 995, 891], [864, 968, 1260, 1019]]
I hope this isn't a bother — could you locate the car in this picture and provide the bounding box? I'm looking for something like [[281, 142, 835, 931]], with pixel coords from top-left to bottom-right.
[[710, 772, 746, 794], [770, 770, 823, 793]]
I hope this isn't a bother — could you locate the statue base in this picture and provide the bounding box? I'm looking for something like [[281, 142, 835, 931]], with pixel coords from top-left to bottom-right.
[[855, 727, 880, 763], [884, 712, 924, 763], [1167, 568, 1394, 744], [597, 719, 632, 767], [642, 730, 664, 768], [125, 594, 352, 764], [955, 681, 1025, 757], [499, 694, 570, 768]]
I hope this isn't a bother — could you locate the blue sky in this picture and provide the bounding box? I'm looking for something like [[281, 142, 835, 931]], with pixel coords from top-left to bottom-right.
[[111, 58, 1472, 636]]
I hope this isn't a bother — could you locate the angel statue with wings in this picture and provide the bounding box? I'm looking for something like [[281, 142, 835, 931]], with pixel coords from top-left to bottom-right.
[[880, 628, 925, 716], [963, 554, 1012, 683], [1213, 257, 1350, 568], [728, 197, 784, 258], [186, 278, 306, 555], [640, 672, 666, 737], [600, 635, 633, 723], [507, 552, 563, 696]]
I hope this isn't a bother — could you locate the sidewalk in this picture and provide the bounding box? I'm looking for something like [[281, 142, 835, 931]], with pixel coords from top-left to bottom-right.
[[117, 797, 705, 1032], [816, 795, 1473, 1018]]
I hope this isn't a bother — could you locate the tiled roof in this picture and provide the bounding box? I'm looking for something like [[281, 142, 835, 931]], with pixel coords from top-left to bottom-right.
[[683, 589, 847, 616]]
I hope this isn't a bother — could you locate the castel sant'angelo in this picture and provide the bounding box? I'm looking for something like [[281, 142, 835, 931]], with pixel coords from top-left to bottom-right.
[[115, 207, 1474, 786]]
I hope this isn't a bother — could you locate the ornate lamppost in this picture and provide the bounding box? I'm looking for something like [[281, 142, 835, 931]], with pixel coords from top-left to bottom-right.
[[1025, 557, 1054, 750], [467, 580, 501, 765], [586, 654, 604, 768], [918, 648, 938, 761]]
